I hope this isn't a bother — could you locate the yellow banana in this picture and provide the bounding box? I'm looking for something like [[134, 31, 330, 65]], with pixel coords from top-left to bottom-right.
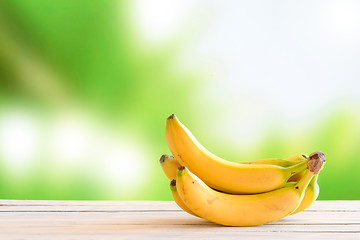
[[160, 155, 181, 180], [170, 180, 198, 217], [290, 152, 324, 214], [176, 152, 326, 226], [166, 114, 308, 194], [291, 173, 320, 215]]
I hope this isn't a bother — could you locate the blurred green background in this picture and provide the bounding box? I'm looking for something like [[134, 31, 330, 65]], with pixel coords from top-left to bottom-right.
[[0, 0, 359, 200]]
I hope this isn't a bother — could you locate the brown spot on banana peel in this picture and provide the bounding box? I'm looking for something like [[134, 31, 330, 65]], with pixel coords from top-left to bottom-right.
[[307, 151, 326, 174], [207, 197, 218, 204]]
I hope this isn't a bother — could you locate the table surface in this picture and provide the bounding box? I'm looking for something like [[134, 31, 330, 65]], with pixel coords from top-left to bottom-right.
[[0, 200, 359, 239]]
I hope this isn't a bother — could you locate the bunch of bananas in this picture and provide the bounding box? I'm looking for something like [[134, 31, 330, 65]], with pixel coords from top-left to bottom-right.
[[160, 114, 326, 227]]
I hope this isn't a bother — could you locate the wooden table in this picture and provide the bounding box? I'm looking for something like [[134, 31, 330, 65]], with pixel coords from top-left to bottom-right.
[[0, 200, 359, 239]]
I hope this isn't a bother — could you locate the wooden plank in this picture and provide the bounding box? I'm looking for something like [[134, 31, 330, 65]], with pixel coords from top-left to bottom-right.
[[307, 201, 360, 211], [0, 211, 359, 225], [0, 200, 358, 209], [0, 213, 359, 235], [0, 205, 181, 212], [0, 225, 356, 235], [0, 201, 359, 239], [0, 200, 359, 212], [0, 219, 359, 231], [0, 200, 175, 207], [0, 225, 359, 240], [0, 232, 359, 240]]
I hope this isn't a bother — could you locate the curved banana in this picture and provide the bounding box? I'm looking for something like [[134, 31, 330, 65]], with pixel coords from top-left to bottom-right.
[[176, 152, 326, 226], [166, 114, 308, 194], [291, 174, 319, 215], [170, 180, 198, 217], [290, 152, 324, 214], [160, 155, 181, 180]]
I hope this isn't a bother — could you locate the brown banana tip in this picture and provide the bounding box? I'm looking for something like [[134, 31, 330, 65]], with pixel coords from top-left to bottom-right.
[[307, 151, 326, 174], [159, 155, 166, 163], [177, 166, 186, 178], [159, 154, 173, 163], [170, 179, 176, 186], [302, 154, 308, 159], [167, 114, 175, 120], [178, 166, 186, 171]]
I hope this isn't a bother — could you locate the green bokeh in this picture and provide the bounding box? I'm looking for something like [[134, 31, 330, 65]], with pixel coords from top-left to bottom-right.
[[0, 1, 359, 200]]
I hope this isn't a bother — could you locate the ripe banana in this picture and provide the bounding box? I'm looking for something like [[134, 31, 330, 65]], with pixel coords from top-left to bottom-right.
[[291, 174, 319, 215], [176, 151, 326, 226], [160, 155, 181, 180], [170, 180, 198, 217], [166, 114, 308, 194], [289, 152, 324, 214]]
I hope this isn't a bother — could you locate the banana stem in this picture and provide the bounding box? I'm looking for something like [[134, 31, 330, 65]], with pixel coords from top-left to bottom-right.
[[286, 151, 326, 177], [308, 151, 326, 174], [295, 151, 326, 192]]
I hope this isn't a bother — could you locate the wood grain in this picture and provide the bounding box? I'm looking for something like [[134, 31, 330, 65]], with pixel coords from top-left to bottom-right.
[[0, 200, 359, 239]]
